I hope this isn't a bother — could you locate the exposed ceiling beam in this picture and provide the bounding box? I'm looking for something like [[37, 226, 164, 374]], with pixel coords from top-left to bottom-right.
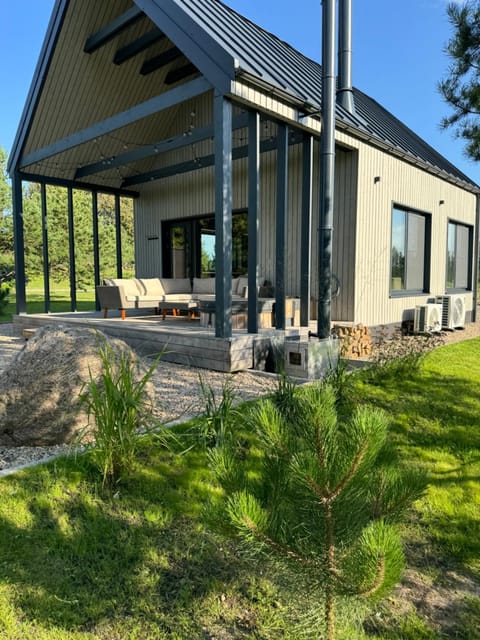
[[122, 129, 304, 187], [84, 6, 144, 54], [113, 28, 165, 65], [19, 76, 212, 168], [75, 113, 249, 179], [165, 62, 198, 85], [140, 46, 183, 76], [17, 171, 139, 198]]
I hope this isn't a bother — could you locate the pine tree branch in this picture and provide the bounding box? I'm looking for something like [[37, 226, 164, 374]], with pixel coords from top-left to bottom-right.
[[242, 516, 313, 566], [330, 442, 368, 502], [358, 554, 386, 599]]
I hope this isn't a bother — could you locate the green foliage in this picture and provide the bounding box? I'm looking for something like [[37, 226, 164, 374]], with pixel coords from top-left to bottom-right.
[[195, 374, 237, 449], [439, 1, 480, 160], [0, 283, 10, 315], [80, 338, 163, 489], [210, 382, 426, 639]]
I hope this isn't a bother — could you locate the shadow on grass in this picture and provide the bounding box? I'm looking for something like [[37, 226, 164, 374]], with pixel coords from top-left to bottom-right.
[[0, 449, 260, 637]]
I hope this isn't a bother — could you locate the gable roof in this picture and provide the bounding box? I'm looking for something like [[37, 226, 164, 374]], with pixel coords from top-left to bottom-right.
[[8, 0, 478, 193], [171, 0, 477, 189]]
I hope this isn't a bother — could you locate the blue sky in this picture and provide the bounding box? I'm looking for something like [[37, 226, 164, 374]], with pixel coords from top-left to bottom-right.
[[1, 0, 478, 183]]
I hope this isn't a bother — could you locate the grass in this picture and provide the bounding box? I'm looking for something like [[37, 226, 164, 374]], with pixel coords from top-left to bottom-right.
[[0, 279, 96, 323], [0, 339, 478, 637]]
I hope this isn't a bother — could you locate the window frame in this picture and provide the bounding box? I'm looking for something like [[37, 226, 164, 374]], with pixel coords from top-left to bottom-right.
[[445, 219, 473, 292], [389, 204, 431, 297]]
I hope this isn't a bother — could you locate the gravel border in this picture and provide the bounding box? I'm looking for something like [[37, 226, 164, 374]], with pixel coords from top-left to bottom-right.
[[0, 324, 276, 474]]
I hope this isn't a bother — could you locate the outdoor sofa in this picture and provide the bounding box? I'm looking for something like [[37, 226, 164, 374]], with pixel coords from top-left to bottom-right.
[[96, 276, 251, 320]]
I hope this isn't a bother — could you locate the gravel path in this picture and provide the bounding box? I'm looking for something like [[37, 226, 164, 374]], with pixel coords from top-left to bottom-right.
[[0, 318, 479, 475], [0, 323, 276, 474]]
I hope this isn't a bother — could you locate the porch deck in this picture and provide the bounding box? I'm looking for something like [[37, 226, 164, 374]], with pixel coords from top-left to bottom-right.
[[12, 310, 306, 373]]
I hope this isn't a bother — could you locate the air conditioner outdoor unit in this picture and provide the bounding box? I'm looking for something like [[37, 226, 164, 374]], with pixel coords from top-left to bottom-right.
[[413, 304, 442, 334], [436, 294, 466, 330]]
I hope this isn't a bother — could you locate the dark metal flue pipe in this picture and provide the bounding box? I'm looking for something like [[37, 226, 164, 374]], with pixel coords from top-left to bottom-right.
[[337, 0, 355, 114], [317, 0, 336, 339]]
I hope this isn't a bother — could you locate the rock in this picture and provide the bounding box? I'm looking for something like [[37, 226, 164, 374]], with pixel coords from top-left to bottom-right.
[[0, 325, 153, 447]]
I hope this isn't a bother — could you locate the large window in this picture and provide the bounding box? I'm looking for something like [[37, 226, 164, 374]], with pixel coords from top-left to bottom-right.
[[162, 211, 248, 279], [390, 206, 430, 294], [446, 221, 473, 290]]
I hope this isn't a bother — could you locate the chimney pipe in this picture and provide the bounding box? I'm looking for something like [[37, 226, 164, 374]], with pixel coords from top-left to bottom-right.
[[337, 0, 355, 114]]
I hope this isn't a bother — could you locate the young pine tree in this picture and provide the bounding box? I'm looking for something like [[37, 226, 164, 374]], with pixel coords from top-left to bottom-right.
[[210, 383, 425, 640]]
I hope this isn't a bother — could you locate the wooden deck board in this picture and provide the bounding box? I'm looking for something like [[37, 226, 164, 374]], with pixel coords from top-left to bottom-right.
[[12, 312, 296, 372]]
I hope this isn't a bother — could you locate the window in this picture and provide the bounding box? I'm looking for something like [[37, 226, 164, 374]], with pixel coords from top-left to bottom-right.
[[446, 221, 472, 290], [390, 206, 430, 294], [162, 211, 248, 279]]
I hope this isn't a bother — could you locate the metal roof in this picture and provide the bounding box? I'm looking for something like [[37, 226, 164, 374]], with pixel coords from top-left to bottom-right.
[[176, 0, 477, 189], [8, 0, 478, 192]]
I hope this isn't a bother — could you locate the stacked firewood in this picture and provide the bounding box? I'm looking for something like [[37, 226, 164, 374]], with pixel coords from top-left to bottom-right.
[[332, 323, 373, 359]]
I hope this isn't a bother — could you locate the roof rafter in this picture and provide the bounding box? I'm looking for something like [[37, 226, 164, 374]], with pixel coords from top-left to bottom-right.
[[122, 128, 304, 187], [165, 62, 198, 85], [140, 46, 183, 75], [113, 28, 165, 65], [84, 6, 144, 54], [19, 76, 212, 169], [75, 112, 249, 179]]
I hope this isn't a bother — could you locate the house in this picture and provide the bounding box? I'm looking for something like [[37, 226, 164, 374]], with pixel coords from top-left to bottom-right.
[[8, 0, 479, 348]]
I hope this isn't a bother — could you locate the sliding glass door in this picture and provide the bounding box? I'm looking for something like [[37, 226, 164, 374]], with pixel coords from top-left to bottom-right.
[[162, 211, 247, 279]]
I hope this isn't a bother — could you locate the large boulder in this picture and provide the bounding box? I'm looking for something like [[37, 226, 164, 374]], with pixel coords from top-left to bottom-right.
[[0, 325, 154, 446]]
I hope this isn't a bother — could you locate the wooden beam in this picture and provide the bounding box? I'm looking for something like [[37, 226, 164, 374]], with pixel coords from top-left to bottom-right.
[[275, 123, 288, 330], [17, 171, 139, 198], [67, 187, 77, 312], [247, 111, 260, 334], [19, 76, 212, 168], [76, 112, 249, 179], [84, 6, 144, 54], [140, 46, 183, 75], [113, 28, 165, 65], [40, 183, 51, 313], [12, 173, 27, 314], [122, 129, 303, 187], [214, 94, 233, 339], [165, 62, 198, 85], [300, 134, 313, 326]]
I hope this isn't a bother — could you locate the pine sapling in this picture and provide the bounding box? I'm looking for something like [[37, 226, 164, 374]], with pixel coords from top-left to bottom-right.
[[210, 383, 426, 640]]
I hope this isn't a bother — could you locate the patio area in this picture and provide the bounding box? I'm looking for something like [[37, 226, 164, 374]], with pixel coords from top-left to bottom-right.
[[12, 309, 307, 373]]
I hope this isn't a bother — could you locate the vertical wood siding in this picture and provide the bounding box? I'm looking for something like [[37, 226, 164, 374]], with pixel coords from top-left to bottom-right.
[[354, 139, 477, 325]]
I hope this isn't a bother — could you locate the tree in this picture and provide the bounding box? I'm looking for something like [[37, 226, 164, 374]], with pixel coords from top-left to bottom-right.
[[439, 1, 480, 161], [0, 147, 13, 266], [210, 383, 425, 640]]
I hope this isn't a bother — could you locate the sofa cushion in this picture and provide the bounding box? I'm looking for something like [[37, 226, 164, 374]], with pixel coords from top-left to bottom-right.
[[160, 278, 192, 294], [139, 278, 165, 297], [108, 278, 144, 298], [192, 277, 216, 295], [161, 293, 195, 302]]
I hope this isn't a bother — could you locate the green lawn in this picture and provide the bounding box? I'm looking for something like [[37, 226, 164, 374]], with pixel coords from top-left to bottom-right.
[[1, 280, 95, 323], [0, 340, 478, 638]]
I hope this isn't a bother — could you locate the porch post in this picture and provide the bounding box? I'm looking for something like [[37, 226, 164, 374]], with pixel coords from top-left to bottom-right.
[[92, 191, 101, 310], [67, 187, 77, 311], [115, 194, 123, 278], [300, 134, 313, 326], [214, 92, 233, 339], [12, 172, 27, 314], [275, 123, 288, 330], [40, 183, 51, 313], [247, 110, 260, 334]]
